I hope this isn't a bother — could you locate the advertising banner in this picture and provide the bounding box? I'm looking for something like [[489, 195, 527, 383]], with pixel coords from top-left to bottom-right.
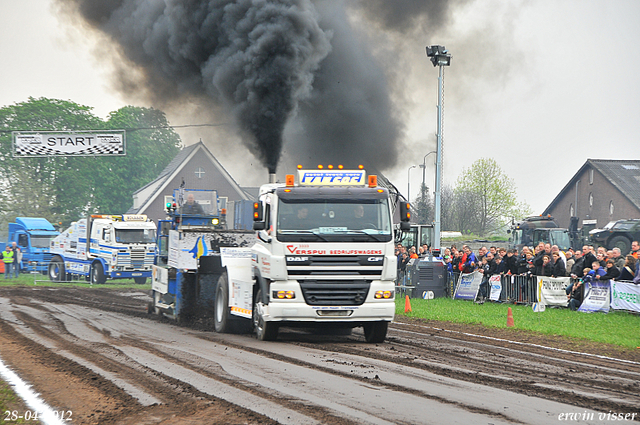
[[13, 131, 125, 157], [537, 276, 572, 306], [578, 279, 611, 313], [489, 275, 502, 301], [610, 281, 640, 313], [454, 271, 482, 301]]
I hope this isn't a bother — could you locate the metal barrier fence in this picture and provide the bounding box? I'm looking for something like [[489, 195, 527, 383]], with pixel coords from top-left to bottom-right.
[[398, 266, 579, 306]]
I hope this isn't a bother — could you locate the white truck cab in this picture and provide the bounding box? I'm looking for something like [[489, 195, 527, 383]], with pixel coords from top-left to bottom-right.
[[49, 214, 156, 284], [245, 168, 400, 342]]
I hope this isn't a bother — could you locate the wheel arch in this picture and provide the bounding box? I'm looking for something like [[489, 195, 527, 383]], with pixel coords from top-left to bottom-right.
[[253, 268, 270, 305]]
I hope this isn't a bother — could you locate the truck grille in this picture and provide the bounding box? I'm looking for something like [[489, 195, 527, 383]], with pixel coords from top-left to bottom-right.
[[286, 255, 383, 278], [299, 280, 370, 306], [130, 249, 146, 268], [116, 249, 153, 270]]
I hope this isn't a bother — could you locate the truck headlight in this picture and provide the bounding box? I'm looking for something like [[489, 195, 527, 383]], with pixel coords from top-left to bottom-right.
[[374, 290, 393, 299], [273, 290, 295, 299]]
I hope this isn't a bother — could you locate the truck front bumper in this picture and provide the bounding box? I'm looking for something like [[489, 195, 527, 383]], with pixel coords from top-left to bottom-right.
[[262, 279, 395, 323], [109, 270, 152, 279]]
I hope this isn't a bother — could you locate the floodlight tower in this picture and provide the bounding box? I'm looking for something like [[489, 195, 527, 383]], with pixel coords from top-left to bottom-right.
[[426, 45, 451, 251]]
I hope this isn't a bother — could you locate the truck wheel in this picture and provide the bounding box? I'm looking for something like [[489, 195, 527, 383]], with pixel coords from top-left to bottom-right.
[[363, 321, 388, 343], [48, 257, 66, 282], [134, 277, 147, 285], [253, 289, 278, 341], [214, 274, 232, 333], [90, 262, 106, 284], [609, 236, 631, 255]]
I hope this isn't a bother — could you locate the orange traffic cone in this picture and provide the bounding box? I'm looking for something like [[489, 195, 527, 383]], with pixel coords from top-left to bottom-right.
[[507, 307, 514, 327], [404, 295, 412, 313]]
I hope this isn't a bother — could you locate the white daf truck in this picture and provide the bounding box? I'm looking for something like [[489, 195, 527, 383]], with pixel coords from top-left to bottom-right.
[[49, 214, 156, 284], [151, 168, 410, 343]]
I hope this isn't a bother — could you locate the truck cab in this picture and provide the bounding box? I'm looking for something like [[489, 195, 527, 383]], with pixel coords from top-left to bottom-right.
[[248, 168, 401, 342], [509, 215, 572, 251], [49, 214, 156, 284], [5, 217, 59, 273]]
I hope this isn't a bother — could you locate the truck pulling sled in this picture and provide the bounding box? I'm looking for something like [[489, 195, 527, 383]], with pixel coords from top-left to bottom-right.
[[151, 169, 410, 343]]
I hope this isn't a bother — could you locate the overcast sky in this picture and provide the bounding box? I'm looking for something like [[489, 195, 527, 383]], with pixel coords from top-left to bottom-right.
[[1, 0, 639, 215]]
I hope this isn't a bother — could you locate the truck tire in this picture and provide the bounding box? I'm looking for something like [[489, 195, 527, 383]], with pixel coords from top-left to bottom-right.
[[609, 236, 631, 255], [134, 277, 147, 285], [363, 321, 388, 343], [48, 257, 66, 282], [214, 274, 232, 333], [253, 288, 278, 341], [90, 262, 107, 284]]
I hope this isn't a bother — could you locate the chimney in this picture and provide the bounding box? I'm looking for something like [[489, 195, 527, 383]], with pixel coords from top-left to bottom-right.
[[269, 173, 277, 184]]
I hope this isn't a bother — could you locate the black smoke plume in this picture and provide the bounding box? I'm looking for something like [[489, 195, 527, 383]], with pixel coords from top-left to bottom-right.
[[62, 0, 331, 173]]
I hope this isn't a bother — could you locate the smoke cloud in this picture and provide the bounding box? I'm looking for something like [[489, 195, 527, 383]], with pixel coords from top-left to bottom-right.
[[62, 0, 331, 173], [59, 0, 484, 177]]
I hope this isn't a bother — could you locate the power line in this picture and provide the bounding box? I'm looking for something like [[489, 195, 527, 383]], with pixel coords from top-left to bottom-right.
[[0, 122, 229, 134]]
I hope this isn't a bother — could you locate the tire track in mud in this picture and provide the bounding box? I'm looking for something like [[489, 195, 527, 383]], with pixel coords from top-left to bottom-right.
[[294, 321, 640, 414], [1, 286, 638, 424], [0, 294, 281, 425]]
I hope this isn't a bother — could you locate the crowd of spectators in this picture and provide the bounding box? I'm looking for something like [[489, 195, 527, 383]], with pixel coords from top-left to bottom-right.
[[396, 240, 640, 306]]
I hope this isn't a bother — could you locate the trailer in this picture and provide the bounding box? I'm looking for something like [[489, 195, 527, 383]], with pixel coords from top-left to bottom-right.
[[151, 168, 410, 343]]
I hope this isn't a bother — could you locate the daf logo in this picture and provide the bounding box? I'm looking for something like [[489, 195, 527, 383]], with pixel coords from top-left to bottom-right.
[[287, 256, 309, 262], [367, 257, 383, 262]]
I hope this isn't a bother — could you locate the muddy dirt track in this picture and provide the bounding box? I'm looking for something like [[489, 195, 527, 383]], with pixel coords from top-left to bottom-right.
[[0, 286, 639, 424]]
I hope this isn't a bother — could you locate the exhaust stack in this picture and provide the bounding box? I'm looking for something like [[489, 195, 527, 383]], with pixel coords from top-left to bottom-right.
[[269, 173, 277, 184]]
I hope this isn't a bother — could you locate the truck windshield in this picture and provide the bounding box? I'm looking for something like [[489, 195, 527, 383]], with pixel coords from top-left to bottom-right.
[[276, 198, 392, 242], [115, 229, 156, 244], [31, 235, 56, 248], [549, 229, 571, 251]]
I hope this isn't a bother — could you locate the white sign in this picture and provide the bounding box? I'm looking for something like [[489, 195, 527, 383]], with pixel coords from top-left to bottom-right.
[[610, 280, 640, 313], [532, 303, 546, 312], [454, 271, 482, 301], [537, 276, 572, 306], [13, 131, 125, 156], [489, 275, 502, 301]]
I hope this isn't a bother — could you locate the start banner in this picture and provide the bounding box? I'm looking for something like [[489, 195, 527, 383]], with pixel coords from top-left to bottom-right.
[[13, 131, 125, 157]]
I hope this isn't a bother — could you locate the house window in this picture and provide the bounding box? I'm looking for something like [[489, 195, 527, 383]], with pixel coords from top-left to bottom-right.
[[195, 167, 205, 179], [569, 203, 574, 216], [589, 192, 593, 209], [589, 169, 594, 185], [609, 201, 614, 215]]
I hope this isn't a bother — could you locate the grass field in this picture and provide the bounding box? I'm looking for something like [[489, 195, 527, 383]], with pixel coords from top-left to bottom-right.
[[395, 296, 640, 349], [0, 273, 150, 290]]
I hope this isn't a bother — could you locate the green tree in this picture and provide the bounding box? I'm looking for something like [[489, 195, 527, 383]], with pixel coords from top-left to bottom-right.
[[91, 106, 182, 213], [453, 158, 530, 236], [411, 183, 433, 224], [0, 97, 103, 226]]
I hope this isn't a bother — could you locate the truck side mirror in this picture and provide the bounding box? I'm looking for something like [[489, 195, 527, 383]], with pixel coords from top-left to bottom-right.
[[399, 202, 411, 222], [253, 201, 264, 221], [400, 222, 411, 231], [253, 200, 266, 230]]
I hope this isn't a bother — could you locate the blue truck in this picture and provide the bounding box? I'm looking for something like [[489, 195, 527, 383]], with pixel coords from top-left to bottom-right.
[[0, 217, 60, 273]]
